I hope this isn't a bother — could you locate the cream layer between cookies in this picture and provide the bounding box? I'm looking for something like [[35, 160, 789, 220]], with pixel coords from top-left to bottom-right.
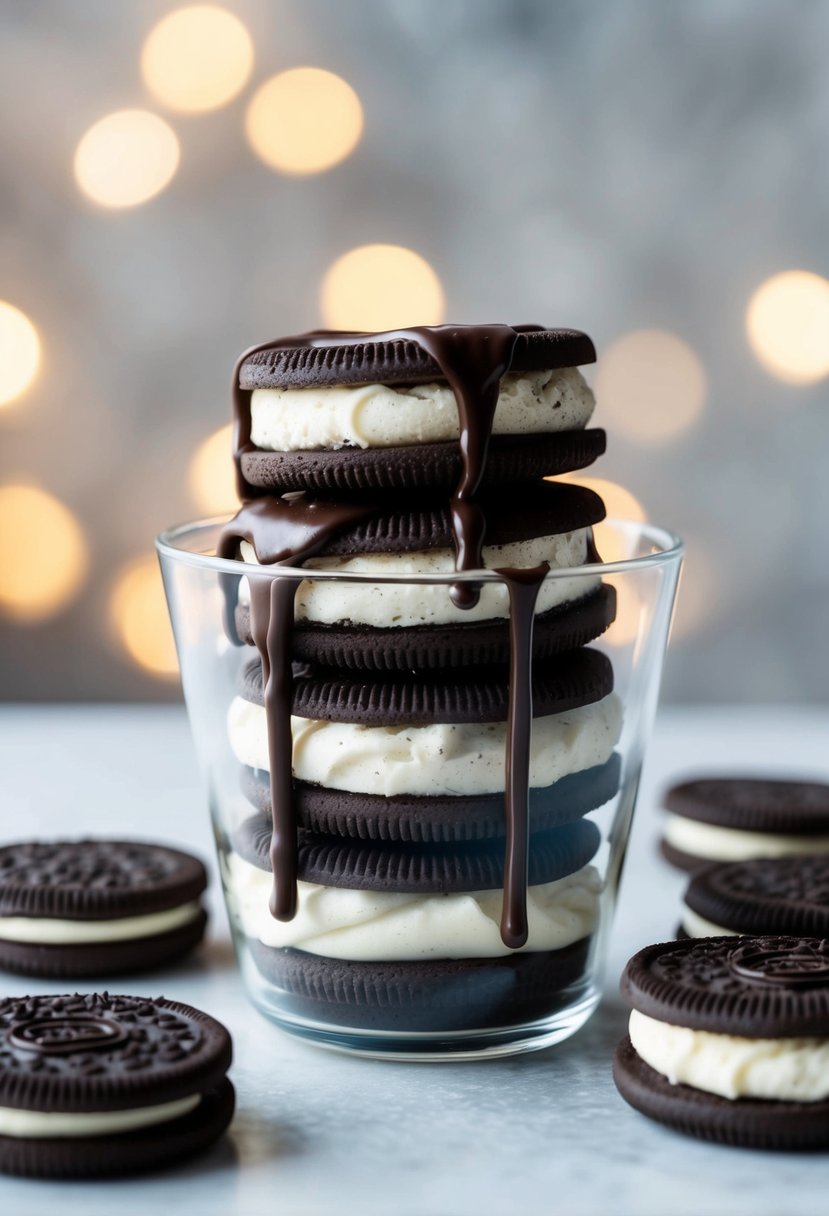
[[227, 693, 622, 798], [226, 854, 601, 961], [0, 1095, 201, 1139], [680, 907, 738, 938], [663, 813, 829, 861], [0, 901, 203, 945], [249, 367, 594, 451], [236, 531, 599, 629], [628, 1009, 829, 1102]]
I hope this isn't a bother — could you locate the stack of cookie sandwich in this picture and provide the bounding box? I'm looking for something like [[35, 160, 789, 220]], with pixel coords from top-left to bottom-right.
[[218, 324, 623, 1033]]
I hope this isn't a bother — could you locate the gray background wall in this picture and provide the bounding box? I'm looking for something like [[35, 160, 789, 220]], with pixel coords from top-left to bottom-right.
[[1, 0, 827, 702]]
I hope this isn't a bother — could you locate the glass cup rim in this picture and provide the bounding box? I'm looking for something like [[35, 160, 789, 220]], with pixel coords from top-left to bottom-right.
[[156, 515, 683, 585]]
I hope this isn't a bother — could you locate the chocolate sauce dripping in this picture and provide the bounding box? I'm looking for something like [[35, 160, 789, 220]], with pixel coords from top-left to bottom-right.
[[496, 564, 550, 949], [218, 496, 376, 921], [229, 324, 559, 947]]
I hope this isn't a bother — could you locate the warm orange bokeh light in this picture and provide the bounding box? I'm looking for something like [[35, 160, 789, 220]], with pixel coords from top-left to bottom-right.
[[320, 244, 445, 332], [596, 329, 706, 444], [0, 485, 88, 622], [0, 302, 41, 407], [746, 270, 829, 385], [189, 424, 238, 515], [557, 476, 645, 564], [74, 110, 180, 208], [245, 67, 363, 175], [110, 556, 178, 678], [141, 5, 254, 114]]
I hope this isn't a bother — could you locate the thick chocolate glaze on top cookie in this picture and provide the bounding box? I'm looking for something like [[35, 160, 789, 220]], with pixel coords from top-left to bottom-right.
[[222, 324, 609, 949]]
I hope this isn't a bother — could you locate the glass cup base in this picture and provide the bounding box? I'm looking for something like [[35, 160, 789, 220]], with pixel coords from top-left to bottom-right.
[[240, 949, 600, 1061]]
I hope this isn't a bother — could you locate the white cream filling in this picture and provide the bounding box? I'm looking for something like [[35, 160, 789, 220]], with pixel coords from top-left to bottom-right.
[[629, 1009, 829, 1102], [237, 531, 598, 628], [227, 692, 622, 798], [680, 906, 737, 938], [227, 853, 601, 961], [663, 813, 829, 862], [0, 900, 203, 946], [0, 1094, 201, 1139], [249, 367, 595, 451]]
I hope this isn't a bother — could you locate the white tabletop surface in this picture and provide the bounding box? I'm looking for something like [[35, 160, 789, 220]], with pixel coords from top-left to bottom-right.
[[1, 703, 828, 1215]]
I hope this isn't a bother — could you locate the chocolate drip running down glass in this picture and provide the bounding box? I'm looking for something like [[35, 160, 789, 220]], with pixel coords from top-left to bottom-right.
[[159, 323, 682, 1059]]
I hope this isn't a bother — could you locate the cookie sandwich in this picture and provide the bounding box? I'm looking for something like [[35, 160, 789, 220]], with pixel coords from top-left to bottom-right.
[[0, 840, 208, 978], [614, 936, 829, 1150], [660, 776, 829, 872]]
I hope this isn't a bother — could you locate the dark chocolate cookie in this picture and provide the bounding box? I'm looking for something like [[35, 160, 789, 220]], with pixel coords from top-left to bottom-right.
[[664, 776, 829, 834], [223, 478, 605, 560], [247, 935, 593, 1034], [232, 816, 601, 893], [239, 646, 613, 726], [240, 431, 607, 495], [234, 583, 617, 673], [684, 856, 829, 939], [613, 1036, 829, 1152], [240, 751, 622, 843], [238, 326, 596, 390], [0, 840, 208, 978], [621, 936, 829, 1037], [0, 992, 233, 1178]]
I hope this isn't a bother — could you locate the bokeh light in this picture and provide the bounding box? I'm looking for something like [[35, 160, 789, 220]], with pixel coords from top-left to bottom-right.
[[74, 110, 180, 208], [746, 270, 829, 384], [245, 67, 363, 175], [110, 555, 178, 678], [0, 485, 88, 622], [189, 424, 238, 515], [558, 476, 645, 563], [141, 5, 253, 114], [602, 576, 642, 648], [0, 302, 41, 407], [595, 329, 706, 444], [320, 244, 445, 331]]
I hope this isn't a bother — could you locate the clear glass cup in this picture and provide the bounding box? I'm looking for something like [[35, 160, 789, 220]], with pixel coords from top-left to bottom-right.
[[157, 518, 682, 1060]]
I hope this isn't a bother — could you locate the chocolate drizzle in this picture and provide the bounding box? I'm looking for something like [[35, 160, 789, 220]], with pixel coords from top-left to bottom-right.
[[226, 324, 573, 947]]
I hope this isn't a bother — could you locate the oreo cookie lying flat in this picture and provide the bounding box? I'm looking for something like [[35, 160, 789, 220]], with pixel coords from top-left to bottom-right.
[[615, 936, 829, 1150], [660, 775, 829, 871], [682, 856, 829, 939], [247, 936, 592, 1033], [240, 431, 606, 495], [232, 815, 600, 893], [235, 583, 617, 673], [0, 840, 208, 978], [239, 326, 596, 390], [0, 992, 233, 1178], [239, 646, 613, 726], [241, 751, 622, 843]]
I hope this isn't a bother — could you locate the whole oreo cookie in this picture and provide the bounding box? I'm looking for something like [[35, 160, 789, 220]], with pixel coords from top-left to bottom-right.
[[232, 815, 600, 893], [235, 583, 617, 673], [660, 775, 829, 872], [240, 751, 622, 843], [0, 992, 233, 1178], [682, 856, 829, 939], [615, 936, 829, 1150], [239, 646, 613, 726], [246, 935, 592, 1033], [0, 840, 208, 978]]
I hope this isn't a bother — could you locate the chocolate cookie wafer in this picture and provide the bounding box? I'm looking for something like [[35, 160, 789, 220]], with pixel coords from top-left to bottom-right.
[[0, 840, 208, 978], [614, 936, 829, 1150], [0, 992, 233, 1178]]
